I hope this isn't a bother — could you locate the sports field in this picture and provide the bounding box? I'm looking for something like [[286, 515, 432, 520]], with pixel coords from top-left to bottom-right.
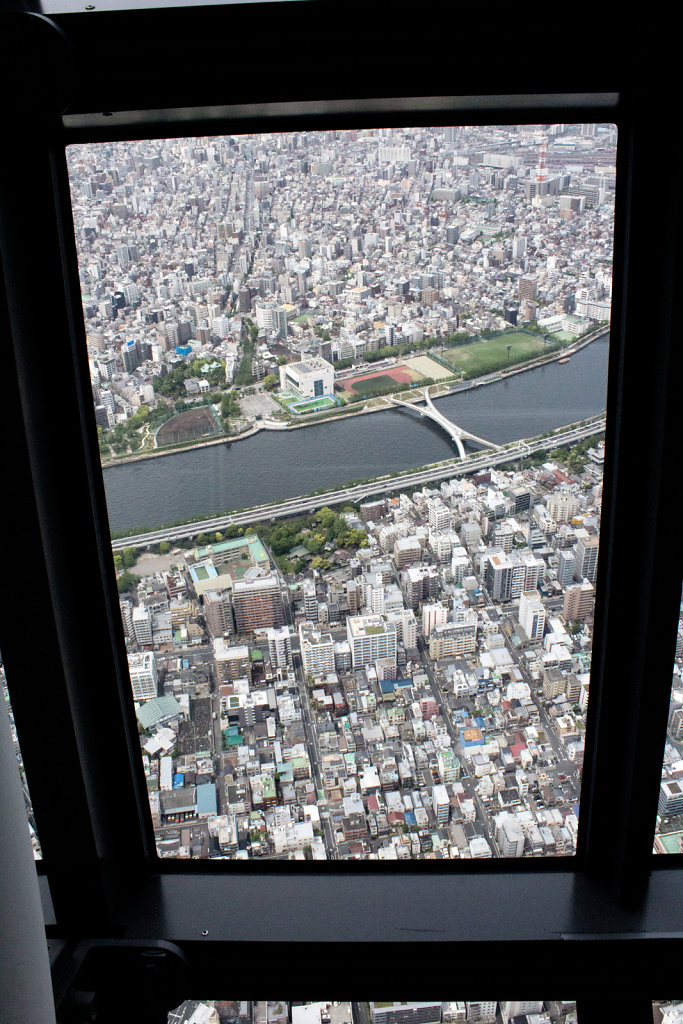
[[155, 406, 221, 445], [342, 363, 423, 394], [439, 332, 549, 376], [289, 395, 339, 414], [403, 354, 454, 381]]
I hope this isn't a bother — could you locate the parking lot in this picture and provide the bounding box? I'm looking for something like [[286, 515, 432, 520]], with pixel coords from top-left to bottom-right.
[[237, 390, 281, 419]]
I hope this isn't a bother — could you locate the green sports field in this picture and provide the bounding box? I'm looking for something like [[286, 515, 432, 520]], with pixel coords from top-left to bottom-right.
[[439, 332, 552, 377]]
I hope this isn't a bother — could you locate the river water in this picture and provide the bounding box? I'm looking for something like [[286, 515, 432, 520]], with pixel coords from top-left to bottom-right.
[[104, 337, 610, 533]]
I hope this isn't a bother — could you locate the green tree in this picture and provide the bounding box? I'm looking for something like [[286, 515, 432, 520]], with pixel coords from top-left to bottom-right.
[[263, 373, 278, 391], [117, 571, 140, 594], [159, 541, 170, 554], [316, 506, 337, 528], [122, 546, 138, 568]]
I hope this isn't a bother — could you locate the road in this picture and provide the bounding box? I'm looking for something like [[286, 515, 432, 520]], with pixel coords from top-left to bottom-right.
[[498, 621, 582, 812], [112, 417, 605, 551], [416, 637, 497, 852], [281, 581, 337, 858]]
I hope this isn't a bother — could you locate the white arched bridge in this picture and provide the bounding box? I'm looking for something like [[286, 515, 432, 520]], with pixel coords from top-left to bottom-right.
[[389, 389, 501, 460]]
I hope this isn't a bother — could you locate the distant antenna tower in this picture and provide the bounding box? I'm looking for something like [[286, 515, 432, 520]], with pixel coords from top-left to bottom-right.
[[536, 140, 548, 183]]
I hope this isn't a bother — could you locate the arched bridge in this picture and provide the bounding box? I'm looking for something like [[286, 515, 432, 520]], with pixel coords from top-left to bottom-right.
[[389, 390, 501, 460]]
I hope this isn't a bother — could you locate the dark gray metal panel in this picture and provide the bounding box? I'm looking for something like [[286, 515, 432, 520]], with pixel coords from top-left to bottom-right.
[[113, 870, 683, 945]]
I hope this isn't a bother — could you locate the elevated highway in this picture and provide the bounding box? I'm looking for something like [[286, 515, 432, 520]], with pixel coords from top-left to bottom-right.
[[111, 417, 605, 551]]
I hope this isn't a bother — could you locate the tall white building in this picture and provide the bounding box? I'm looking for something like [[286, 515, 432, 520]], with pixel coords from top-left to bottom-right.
[[255, 300, 288, 340], [519, 589, 546, 641], [422, 602, 448, 637], [495, 816, 526, 858], [429, 607, 478, 658], [557, 548, 576, 587], [299, 622, 335, 677], [279, 356, 334, 398], [427, 498, 451, 532], [574, 533, 599, 584], [346, 614, 397, 668], [485, 548, 544, 602], [386, 607, 418, 648], [512, 234, 527, 259], [127, 651, 158, 701], [547, 486, 579, 524], [132, 603, 152, 646], [266, 625, 292, 668], [451, 546, 471, 586], [432, 782, 450, 823]]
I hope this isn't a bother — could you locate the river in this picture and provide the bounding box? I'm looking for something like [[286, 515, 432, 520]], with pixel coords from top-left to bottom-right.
[[103, 337, 610, 533]]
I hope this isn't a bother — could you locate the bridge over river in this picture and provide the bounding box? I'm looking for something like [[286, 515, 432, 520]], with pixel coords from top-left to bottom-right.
[[389, 389, 501, 458]]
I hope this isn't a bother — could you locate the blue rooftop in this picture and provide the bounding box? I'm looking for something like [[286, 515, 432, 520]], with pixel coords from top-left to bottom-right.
[[196, 782, 217, 816], [380, 677, 412, 694]]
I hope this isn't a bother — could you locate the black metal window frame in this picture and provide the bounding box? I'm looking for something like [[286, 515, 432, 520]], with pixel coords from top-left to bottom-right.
[[1, 0, 682, 1008]]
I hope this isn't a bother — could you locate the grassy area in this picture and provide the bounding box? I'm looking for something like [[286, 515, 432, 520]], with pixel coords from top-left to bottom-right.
[[439, 331, 558, 377], [350, 373, 423, 396]]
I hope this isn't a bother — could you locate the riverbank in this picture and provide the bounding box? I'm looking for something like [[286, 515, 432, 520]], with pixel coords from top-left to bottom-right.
[[102, 327, 608, 469], [110, 414, 606, 546]]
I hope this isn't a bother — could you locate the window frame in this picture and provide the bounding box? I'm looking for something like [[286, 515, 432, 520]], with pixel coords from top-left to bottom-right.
[[2, 0, 682, 1006]]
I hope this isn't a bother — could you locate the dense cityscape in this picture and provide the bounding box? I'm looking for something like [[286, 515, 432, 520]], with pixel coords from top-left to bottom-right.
[[167, 1001, 578, 1024], [37, 122, 681, 862], [165, 1000, 683, 1024]]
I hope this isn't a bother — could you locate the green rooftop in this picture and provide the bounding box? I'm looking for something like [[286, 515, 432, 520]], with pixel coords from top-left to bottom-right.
[[135, 696, 183, 730], [223, 730, 243, 746], [656, 832, 683, 853], [195, 534, 269, 564]]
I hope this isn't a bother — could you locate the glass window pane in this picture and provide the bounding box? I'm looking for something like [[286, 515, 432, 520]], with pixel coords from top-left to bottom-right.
[[66, 123, 616, 859]]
